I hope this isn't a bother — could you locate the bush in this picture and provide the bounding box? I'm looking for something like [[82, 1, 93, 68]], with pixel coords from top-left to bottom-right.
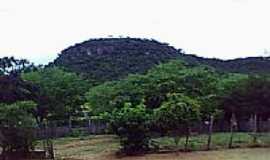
[[154, 93, 201, 150], [0, 101, 37, 155], [108, 103, 152, 155]]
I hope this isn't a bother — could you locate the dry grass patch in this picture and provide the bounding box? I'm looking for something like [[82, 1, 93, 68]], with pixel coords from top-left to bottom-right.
[[54, 134, 270, 160]]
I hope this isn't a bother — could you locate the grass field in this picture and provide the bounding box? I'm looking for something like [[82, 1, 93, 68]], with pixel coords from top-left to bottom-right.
[[155, 132, 270, 150], [52, 134, 270, 160]]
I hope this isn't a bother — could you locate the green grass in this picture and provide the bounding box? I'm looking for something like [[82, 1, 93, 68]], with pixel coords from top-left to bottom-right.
[[37, 133, 270, 159], [153, 132, 270, 151]]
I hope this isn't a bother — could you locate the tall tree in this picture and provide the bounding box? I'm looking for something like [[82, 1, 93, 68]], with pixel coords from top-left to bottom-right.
[[154, 93, 201, 150], [0, 57, 37, 76], [22, 67, 91, 120]]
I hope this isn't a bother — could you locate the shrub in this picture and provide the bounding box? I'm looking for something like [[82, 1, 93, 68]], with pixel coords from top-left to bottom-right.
[[0, 101, 37, 155], [154, 93, 201, 150], [108, 103, 152, 155]]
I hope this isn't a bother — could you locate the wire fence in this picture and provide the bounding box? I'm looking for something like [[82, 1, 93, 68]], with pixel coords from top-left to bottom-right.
[[0, 126, 54, 160], [151, 119, 270, 151], [1, 118, 270, 159]]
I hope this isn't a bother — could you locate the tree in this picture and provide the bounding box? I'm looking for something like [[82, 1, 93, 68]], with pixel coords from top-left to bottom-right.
[[220, 75, 270, 126], [219, 75, 270, 145], [108, 103, 152, 155], [22, 67, 91, 120], [0, 56, 38, 76], [85, 74, 149, 115], [154, 93, 201, 151], [0, 75, 48, 125], [0, 101, 37, 156], [85, 60, 220, 115]]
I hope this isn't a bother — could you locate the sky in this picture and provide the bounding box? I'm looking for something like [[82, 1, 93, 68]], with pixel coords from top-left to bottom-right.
[[1, 0, 270, 64]]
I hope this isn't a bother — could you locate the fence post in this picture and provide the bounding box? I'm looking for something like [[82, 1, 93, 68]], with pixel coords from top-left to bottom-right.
[[229, 113, 237, 148], [207, 115, 214, 150], [253, 114, 258, 143], [88, 119, 91, 133]]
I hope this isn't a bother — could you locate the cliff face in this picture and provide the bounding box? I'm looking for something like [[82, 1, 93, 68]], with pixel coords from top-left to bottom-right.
[[52, 38, 270, 83]]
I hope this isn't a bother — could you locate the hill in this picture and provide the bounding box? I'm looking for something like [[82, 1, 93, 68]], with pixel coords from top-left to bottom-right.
[[52, 38, 270, 82], [181, 54, 270, 74], [52, 38, 183, 82]]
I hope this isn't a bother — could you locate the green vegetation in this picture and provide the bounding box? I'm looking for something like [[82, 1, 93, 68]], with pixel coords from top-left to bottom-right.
[[2, 38, 270, 158], [85, 60, 219, 115], [0, 56, 38, 75], [0, 101, 37, 155], [52, 38, 183, 83], [50, 134, 270, 160], [87, 60, 270, 154], [154, 132, 269, 151], [22, 67, 91, 120], [52, 38, 270, 84], [154, 93, 201, 149], [107, 103, 152, 155]]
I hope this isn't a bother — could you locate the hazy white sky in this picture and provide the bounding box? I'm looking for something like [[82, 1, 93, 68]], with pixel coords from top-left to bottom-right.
[[1, 0, 270, 64]]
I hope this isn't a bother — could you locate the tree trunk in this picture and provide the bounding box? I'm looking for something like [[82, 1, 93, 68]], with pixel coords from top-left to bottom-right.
[[207, 115, 214, 150], [229, 113, 236, 148]]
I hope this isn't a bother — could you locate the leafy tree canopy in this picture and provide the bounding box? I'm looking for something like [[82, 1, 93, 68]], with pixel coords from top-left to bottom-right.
[[22, 67, 91, 120], [0, 56, 39, 76], [85, 60, 220, 115], [154, 93, 201, 134]]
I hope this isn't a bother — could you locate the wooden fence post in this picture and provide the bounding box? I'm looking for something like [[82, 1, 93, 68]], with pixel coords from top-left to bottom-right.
[[207, 115, 214, 150], [253, 114, 258, 143], [229, 113, 236, 148]]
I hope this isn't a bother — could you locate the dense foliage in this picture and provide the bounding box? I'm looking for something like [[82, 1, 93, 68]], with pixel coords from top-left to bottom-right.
[[2, 38, 270, 155], [182, 54, 270, 75], [0, 75, 42, 103], [22, 67, 91, 120], [154, 93, 201, 135], [107, 103, 152, 155], [85, 59, 270, 154], [220, 75, 270, 122], [154, 93, 201, 149], [0, 101, 37, 154], [0, 56, 38, 76], [52, 38, 270, 84], [51, 38, 184, 83], [85, 60, 219, 116]]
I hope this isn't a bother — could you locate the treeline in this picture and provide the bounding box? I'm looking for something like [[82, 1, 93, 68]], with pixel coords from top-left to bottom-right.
[[0, 57, 91, 155], [181, 54, 270, 74], [84, 60, 270, 154]]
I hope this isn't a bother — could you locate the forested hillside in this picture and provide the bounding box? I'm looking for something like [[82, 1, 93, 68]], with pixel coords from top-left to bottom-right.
[[181, 54, 270, 74], [52, 38, 270, 83], [2, 41, 270, 156], [51, 38, 183, 83]]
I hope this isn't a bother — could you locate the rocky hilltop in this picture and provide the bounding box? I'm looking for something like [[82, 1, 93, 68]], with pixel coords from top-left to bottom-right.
[[52, 38, 183, 82], [52, 38, 270, 83]]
